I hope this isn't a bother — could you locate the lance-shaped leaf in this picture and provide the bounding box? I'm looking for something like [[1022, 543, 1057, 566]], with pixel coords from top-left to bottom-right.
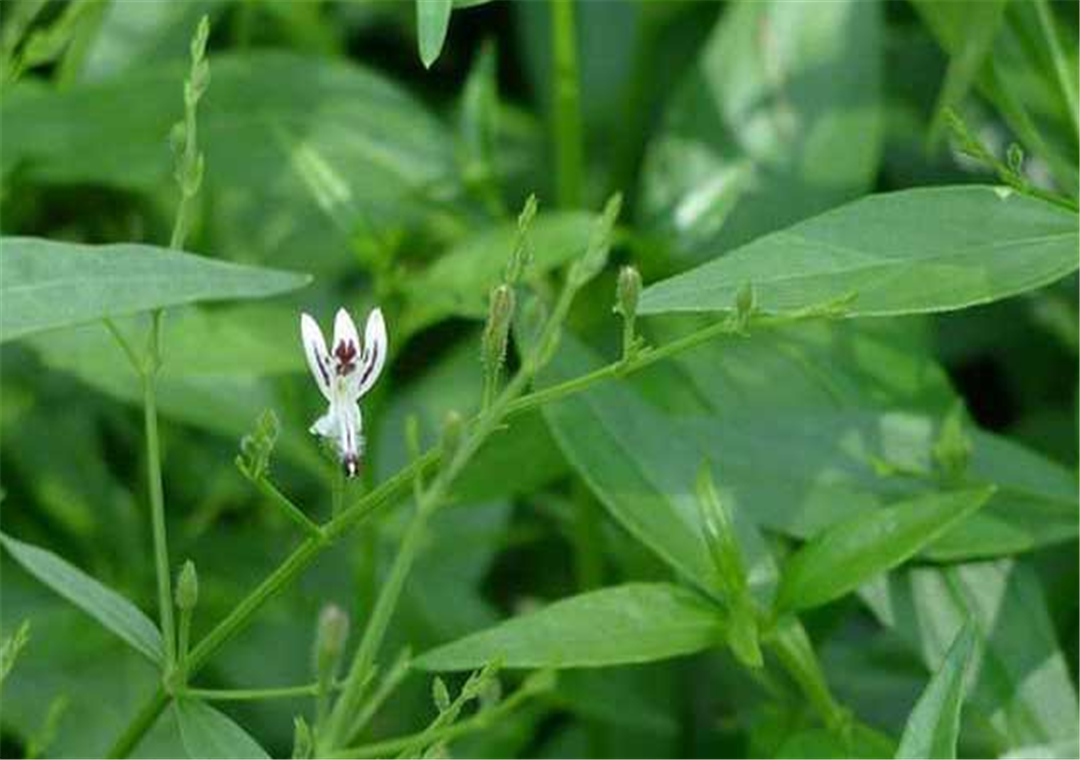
[[639, 186, 1079, 318], [0, 532, 163, 664], [0, 237, 310, 343], [174, 699, 270, 759], [896, 621, 977, 759], [416, 0, 453, 69], [861, 561, 1079, 752], [774, 487, 994, 614], [414, 583, 723, 671]]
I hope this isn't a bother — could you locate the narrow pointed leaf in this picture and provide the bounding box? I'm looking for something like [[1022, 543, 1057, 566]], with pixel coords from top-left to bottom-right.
[[0, 532, 163, 664], [417, 0, 453, 68], [414, 583, 723, 671], [774, 487, 995, 614], [0, 237, 310, 343], [639, 186, 1079, 317], [896, 621, 977, 759], [174, 699, 270, 759]]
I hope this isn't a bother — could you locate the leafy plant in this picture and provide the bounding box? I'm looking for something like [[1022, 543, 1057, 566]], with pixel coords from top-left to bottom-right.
[[0, 2, 1076, 759]]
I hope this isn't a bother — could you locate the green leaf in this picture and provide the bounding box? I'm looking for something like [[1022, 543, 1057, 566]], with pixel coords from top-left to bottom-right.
[[774, 488, 994, 614], [0, 237, 310, 343], [912, 0, 1008, 144], [0, 532, 164, 664], [861, 561, 1079, 751], [2, 51, 460, 275], [639, 0, 883, 260], [896, 621, 977, 759], [639, 186, 1080, 317], [174, 699, 270, 759], [403, 211, 596, 335], [413, 583, 723, 671], [417, 0, 453, 69]]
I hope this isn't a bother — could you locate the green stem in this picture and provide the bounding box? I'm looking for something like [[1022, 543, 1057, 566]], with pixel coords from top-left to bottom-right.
[[184, 682, 331, 701], [1033, 0, 1080, 144], [332, 466, 345, 517], [103, 318, 143, 374], [550, 0, 583, 208], [175, 606, 192, 687], [107, 305, 832, 757], [253, 476, 325, 540], [142, 338, 176, 670], [329, 677, 543, 759], [323, 504, 432, 749]]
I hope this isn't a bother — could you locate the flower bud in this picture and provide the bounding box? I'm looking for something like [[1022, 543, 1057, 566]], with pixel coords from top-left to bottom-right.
[[292, 716, 313, 760], [505, 194, 538, 285], [933, 403, 972, 482], [175, 560, 199, 612], [432, 676, 452, 712], [440, 410, 464, 464], [614, 266, 641, 321], [313, 604, 349, 681], [569, 193, 622, 288], [482, 284, 515, 376]]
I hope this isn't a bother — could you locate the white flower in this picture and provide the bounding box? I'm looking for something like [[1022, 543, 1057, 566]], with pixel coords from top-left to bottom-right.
[[300, 306, 387, 477]]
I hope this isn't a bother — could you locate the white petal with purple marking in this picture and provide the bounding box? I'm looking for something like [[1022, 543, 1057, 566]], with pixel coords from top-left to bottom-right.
[[300, 312, 332, 401]]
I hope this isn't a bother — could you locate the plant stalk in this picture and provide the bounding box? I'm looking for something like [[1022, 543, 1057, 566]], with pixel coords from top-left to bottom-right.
[[551, 0, 583, 208]]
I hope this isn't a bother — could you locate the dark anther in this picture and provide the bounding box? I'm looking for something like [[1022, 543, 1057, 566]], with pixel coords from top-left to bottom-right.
[[334, 340, 358, 376]]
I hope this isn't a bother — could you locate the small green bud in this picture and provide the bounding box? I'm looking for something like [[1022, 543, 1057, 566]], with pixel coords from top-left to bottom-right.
[[1006, 143, 1025, 175], [505, 194, 538, 284], [482, 284, 516, 376], [614, 266, 641, 321], [933, 403, 973, 482], [440, 410, 464, 465], [432, 676, 451, 712], [569, 193, 622, 288], [190, 15, 210, 64], [292, 716, 313, 760], [175, 560, 199, 612], [313, 604, 350, 681], [237, 409, 280, 481]]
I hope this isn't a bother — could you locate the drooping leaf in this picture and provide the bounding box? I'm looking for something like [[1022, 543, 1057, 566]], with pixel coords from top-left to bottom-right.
[[416, 0, 453, 69], [773, 487, 994, 614], [0, 237, 309, 343], [639, 0, 883, 260], [861, 560, 1080, 751], [413, 583, 723, 671], [174, 699, 270, 759], [0, 532, 163, 664], [639, 186, 1079, 317], [896, 621, 977, 759]]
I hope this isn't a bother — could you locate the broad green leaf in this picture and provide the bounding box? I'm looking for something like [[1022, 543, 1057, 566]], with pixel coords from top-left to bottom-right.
[[774, 488, 994, 614], [174, 699, 270, 759], [539, 329, 1075, 566], [639, 186, 1080, 317], [0, 237, 310, 343], [413, 583, 723, 671], [417, 0, 452, 69], [1, 52, 460, 274], [0, 532, 163, 664], [861, 560, 1080, 751], [896, 621, 977, 759], [22, 307, 326, 476], [402, 211, 596, 335], [639, 0, 883, 260]]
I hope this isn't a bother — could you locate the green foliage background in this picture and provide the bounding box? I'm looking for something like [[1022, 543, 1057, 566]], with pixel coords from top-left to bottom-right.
[[0, 1, 1077, 758]]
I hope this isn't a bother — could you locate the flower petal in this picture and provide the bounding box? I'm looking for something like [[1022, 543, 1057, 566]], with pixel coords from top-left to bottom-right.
[[356, 307, 388, 397], [301, 312, 332, 401], [310, 408, 338, 438], [332, 307, 361, 378]]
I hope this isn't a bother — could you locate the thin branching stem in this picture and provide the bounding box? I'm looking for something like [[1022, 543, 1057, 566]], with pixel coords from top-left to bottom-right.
[[107, 304, 836, 758]]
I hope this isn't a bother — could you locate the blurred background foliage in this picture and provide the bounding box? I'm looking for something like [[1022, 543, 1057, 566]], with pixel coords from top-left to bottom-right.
[[0, 0, 1077, 757]]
